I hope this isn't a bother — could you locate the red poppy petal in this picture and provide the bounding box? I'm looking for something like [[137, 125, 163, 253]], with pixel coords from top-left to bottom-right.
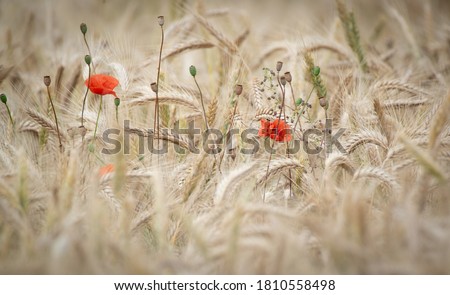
[[258, 129, 268, 137], [85, 74, 119, 97], [102, 77, 119, 90], [99, 164, 115, 176], [258, 119, 271, 137]]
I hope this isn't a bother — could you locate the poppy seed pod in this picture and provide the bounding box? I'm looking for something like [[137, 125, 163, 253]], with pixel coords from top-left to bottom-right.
[[284, 72, 292, 83], [114, 97, 120, 107], [151, 82, 158, 93], [0, 93, 7, 104], [78, 125, 87, 137], [85, 55, 92, 65], [276, 61, 283, 72], [44, 76, 51, 87], [235, 84, 243, 96], [189, 65, 197, 77], [319, 97, 327, 108], [280, 75, 286, 86], [80, 23, 87, 35], [158, 16, 164, 26]]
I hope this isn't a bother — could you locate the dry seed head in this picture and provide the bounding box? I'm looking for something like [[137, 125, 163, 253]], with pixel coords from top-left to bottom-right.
[[158, 16, 165, 26], [284, 72, 292, 82], [280, 75, 286, 86], [235, 84, 243, 96], [319, 97, 327, 108], [43, 76, 51, 87], [276, 61, 283, 72], [151, 82, 158, 93], [78, 125, 87, 137]]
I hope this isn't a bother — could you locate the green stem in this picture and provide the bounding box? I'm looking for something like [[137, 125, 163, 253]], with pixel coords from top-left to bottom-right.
[[293, 86, 315, 132], [46, 86, 63, 151], [154, 24, 164, 148], [263, 78, 286, 202], [93, 95, 102, 140], [262, 143, 274, 202], [83, 35, 95, 72], [4, 103, 14, 127], [288, 81, 296, 109], [218, 97, 238, 172], [193, 76, 209, 130], [81, 64, 91, 127]]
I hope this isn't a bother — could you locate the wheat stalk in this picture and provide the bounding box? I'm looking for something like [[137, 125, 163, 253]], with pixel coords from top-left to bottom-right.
[[207, 96, 218, 127], [325, 152, 355, 176], [215, 162, 258, 205], [373, 97, 396, 143], [163, 41, 214, 61], [26, 109, 68, 142], [127, 96, 201, 113], [428, 91, 450, 151], [352, 166, 399, 191], [344, 130, 388, 154], [373, 80, 430, 97], [124, 126, 195, 153], [399, 133, 446, 182], [257, 158, 304, 185], [194, 13, 238, 54], [303, 41, 353, 60]]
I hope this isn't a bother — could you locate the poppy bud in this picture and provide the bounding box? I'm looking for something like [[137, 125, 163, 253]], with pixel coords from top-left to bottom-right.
[[44, 76, 51, 87], [235, 84, 243, 96], [114, 97, 120, 107], [319, 97, 327, 108], [80, 23, 87, 35], [280, 75, 286, 86], [284, 72, 292, 82], [295, 98, 302, 106], [158, 16, 164, 26], [151, 82, 158, 93], [189, 65, 197, 77], [0, 93, 7, 104], [85, 55, 92, 65], [276, 61, 283, 72], [312, 66, 320, 76]]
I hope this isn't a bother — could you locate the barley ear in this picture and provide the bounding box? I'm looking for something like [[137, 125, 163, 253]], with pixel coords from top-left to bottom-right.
[[336, 0, 369, 73], [428, 92, 450, 151], [207, 96, 218, 127], [399, 133, 446, 183]]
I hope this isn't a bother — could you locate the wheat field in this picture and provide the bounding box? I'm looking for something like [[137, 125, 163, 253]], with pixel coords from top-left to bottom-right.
[[0, 0, 449, 274]]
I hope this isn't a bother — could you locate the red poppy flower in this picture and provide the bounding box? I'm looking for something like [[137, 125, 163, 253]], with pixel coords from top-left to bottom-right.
[[85, 74, 119, 96], [99, 164, 115, 176], [258, 118, 292, 142], [258, 119, 271, 137], [269, 119, 292, 142]]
